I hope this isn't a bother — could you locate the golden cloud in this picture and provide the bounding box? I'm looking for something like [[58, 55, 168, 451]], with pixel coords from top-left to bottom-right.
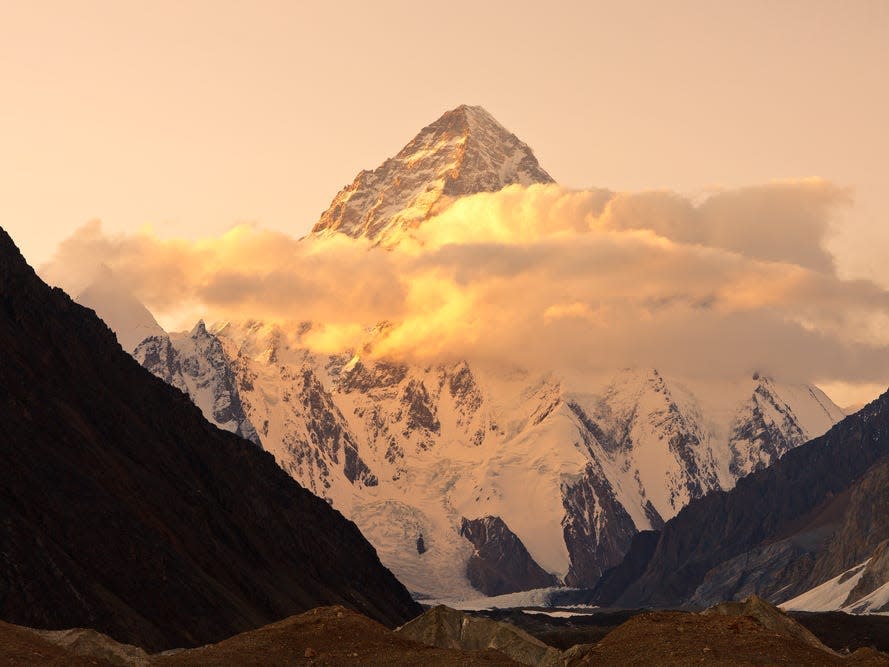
[[39, 180, 889, 387]]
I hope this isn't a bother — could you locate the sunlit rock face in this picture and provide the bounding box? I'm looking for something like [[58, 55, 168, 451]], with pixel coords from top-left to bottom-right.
[[311, 104, 554, 245]]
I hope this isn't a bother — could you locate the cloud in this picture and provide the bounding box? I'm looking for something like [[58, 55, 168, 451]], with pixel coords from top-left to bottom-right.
[[594, 179, 850, 272], [40, 221, 407, 327], [39, 180, 889, 395]]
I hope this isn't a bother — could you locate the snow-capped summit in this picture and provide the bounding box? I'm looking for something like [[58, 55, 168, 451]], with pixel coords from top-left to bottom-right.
[[311, 104, 554, 244]]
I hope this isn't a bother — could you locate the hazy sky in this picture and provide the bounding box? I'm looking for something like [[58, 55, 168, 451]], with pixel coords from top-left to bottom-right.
[[3, 1, 889, 406], [2, 0, 887, 276]]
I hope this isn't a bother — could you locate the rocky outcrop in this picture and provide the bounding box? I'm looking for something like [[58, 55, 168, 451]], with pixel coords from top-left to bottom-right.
[[688, 538, 817, 608], [700, 444, 889, 613], [28, 627, 151, 666], [782, 459, 889, 614], [590, 531, 661, 606], [561, 462, 639, 587], [401, 379, 441, 441], [0, 227, 420, 651], [703, 595, 836, 655], [395, 605, 562, 666], [339, 360, 409, 393], [134, 334, 186, 391], [294, 368, 377, 487], [807, 456, 889, 588], [460, 516, 558, 596]]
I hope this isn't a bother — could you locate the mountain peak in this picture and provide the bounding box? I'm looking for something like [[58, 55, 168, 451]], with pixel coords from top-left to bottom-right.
[[190, 319, 209, 338], [311, 104, 554, 244], [76, 271, 166, 353], [0, 227, 36, 287], [431, 103, 500, 133]]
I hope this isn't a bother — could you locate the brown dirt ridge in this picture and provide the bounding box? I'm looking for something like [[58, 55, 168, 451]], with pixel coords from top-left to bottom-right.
[[571, 610, 888, 666], [4, 599, 889, 666]]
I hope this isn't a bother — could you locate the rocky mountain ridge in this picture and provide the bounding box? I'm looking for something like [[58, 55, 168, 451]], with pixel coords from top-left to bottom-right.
[[134, 322, 261, 445]]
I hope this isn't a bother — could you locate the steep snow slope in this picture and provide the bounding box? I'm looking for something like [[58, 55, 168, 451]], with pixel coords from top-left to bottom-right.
[[782, 561, 871, 612], [785, 556, 889, 615], [137, 320, 844, 597], [781, 538, 889, 616]]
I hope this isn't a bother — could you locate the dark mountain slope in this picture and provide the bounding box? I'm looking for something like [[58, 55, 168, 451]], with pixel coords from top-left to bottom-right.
[[459, 516, 559, 595], [597, 391, 889, 607], [0, 228, 420, 651]]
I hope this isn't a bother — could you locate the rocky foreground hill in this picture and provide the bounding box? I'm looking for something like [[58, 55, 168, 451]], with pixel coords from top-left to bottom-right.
[[3, 600, 887, 666]]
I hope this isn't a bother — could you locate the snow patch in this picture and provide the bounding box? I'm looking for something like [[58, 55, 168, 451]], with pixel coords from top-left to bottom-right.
[[782, 561, 869, 612]]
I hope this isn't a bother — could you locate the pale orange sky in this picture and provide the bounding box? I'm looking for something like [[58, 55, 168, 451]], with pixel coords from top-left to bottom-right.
[[4, 0, 889, 406], [1, 0, 887, 281]]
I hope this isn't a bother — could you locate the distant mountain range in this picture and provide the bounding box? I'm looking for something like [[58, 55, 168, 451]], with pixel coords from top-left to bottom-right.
[[71, 105, 852, 601]]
